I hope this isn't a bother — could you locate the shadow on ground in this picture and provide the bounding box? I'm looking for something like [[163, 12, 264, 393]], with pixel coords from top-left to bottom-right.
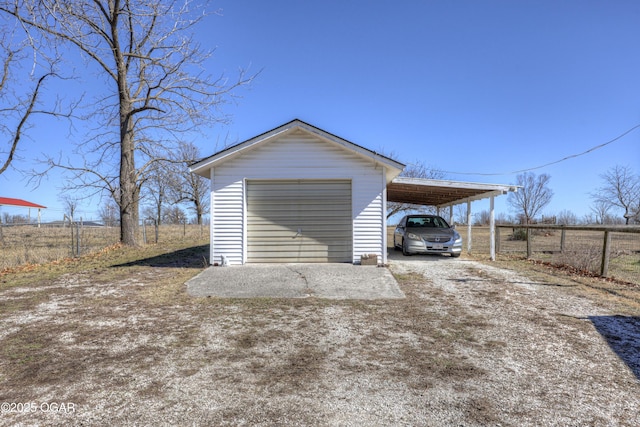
[[589, 315, 640, 381], [112, 244, 210, 269], [386, 250, 457, 262]]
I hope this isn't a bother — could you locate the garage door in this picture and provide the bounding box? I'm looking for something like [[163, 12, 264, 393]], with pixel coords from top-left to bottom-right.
[[247, 180, 352, 262]]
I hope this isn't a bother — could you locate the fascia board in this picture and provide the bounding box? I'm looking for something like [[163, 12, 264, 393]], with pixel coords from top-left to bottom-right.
[[190, 119, 406, 179], [296, 122, 405, 178], [189, 127, 292, 176], [393, 177, 519, 193]]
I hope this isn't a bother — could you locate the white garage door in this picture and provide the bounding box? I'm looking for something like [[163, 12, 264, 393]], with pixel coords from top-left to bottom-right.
[[247, 180, 352, 262]]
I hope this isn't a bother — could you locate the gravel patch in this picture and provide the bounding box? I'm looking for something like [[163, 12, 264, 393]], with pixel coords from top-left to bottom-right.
[[0, 255, 638, 426]]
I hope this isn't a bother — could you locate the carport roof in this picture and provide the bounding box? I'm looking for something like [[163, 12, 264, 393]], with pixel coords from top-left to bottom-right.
[[387, 177, 518, 207]]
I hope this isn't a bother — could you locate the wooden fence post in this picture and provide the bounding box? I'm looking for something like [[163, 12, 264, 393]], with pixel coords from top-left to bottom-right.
[[496, 227, 501, 253], [600, 231, 611, 277], [76, 221, 81, 256], [560, 227, 566, 253], [526, 227, 532, 259]]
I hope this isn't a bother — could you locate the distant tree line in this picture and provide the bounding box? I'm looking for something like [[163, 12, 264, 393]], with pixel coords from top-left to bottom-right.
[[457, 166, 639, 226]]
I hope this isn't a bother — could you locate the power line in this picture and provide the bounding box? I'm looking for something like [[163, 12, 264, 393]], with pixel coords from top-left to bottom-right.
[[439, 123, 640, 176]]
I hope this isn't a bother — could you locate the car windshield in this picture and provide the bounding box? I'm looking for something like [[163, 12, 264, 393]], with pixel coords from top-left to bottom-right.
[[406, 216, 449, 229]]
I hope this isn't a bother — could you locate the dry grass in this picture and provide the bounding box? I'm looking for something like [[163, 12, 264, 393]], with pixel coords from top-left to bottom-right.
[[0, 224, 209, 270], [0, 229, 638, 425], [0, 239, 639, 425]]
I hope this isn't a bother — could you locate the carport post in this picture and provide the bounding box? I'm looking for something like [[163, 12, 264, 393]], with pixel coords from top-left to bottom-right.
[[466, 200, 472, 254], [448, 205, 453, 225], [489, 196, 496, 261]]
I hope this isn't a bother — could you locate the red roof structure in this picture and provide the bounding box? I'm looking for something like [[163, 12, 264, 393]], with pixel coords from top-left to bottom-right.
[[0, 197, 47, 209]]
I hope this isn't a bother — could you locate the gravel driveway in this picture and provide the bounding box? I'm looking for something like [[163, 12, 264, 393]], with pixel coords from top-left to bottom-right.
[[0, 254, 638, 426]]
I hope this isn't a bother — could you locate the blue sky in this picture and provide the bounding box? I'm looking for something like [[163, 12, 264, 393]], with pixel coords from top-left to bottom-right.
[[1, 0, 639, 223]]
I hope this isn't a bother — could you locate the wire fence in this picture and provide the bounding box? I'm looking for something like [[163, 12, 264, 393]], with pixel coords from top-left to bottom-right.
[[4, 222, 638, 286], [464, 225, 639, 285], [0, 223, 210, 270]]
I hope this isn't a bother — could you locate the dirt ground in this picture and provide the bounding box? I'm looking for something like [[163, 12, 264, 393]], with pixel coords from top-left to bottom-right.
[[0, 248, 639, 426]]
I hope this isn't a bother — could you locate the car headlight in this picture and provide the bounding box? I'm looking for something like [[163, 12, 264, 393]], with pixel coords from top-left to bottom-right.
[[454, 232, 462, 243], [407, 232, 421, 240]]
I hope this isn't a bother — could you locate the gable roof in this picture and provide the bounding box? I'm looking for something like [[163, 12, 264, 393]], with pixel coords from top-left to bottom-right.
[[0, 197, 47, 209], [189, 119, 405, 182]]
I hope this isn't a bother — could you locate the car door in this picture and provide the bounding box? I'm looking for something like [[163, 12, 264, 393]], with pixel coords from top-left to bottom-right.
[[394, 216, 407, 247]]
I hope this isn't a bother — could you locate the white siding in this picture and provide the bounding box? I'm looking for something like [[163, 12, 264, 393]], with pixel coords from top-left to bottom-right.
[[209, 131, 386, 265], [210, 170, 244, 265]]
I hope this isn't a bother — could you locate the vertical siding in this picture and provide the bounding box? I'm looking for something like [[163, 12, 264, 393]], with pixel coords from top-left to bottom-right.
[[210, 169, 245, 265], [352, 177, 384, 263], [209, 131, 386, 264]]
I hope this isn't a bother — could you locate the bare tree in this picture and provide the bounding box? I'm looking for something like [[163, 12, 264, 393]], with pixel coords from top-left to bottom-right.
[[60, 194, 80, 222], [473, 210, 491, 226], [556, 209, 578, 225], [99, 200, 119, 227], [387, 160, 446, 219], [0, 25, 72, 175], [507, 172, 553, 224], [163, 205, 186, 225], [454, 204, 468, 225], [172, 141, 210, 225], [1, 0, 254, 245], [142, 161, 173, 226], [591, 165, 640, 225], [589, 199, 612, 225]]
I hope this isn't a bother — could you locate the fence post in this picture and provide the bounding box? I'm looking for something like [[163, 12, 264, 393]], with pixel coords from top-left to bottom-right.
[[76, 221, 81, 256], [560, 226, 566, 253], [600, 231, 611, 277], [496, 227, 501, 253], [526, 226, 532, 259], [489, 196, 495, 261]]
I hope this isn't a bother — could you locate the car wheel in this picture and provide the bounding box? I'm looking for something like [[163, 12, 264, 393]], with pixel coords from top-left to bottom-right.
[[451, 253, 461, 258], [402, 239, 412, 256]]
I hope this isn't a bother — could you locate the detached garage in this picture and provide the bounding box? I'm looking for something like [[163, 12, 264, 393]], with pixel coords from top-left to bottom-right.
[[190, 119, 405, 265]]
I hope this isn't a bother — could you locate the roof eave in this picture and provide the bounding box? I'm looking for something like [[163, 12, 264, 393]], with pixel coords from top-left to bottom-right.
[[189, 119, 406, 179]]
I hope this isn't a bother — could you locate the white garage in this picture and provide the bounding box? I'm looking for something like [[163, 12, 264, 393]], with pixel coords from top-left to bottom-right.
[[189, 119, 405, 265]]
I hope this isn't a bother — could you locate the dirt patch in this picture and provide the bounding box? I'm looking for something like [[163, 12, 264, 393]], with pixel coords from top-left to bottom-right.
[[0, 251, 638, 426]]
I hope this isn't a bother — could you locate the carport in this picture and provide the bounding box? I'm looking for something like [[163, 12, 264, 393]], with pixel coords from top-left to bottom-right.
[[387, 177, 519, 260]]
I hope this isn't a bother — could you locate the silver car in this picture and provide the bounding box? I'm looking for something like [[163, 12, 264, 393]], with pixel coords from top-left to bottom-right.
[[394, 215, 462, 257]]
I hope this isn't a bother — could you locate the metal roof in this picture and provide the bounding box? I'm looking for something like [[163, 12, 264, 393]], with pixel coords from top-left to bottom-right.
[[388, 177, 518, 207], [0, 197, 47, 209]]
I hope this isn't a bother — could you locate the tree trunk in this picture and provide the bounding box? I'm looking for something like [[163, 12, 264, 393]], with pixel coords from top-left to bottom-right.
[[119, 134, 137, 245], [195, 199, 203, 225], [118, 96, 138, 245], [113, 5, 138, 246]]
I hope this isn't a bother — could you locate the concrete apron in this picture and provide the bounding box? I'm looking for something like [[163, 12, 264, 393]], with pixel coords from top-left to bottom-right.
[[186, 263, 405, 300]]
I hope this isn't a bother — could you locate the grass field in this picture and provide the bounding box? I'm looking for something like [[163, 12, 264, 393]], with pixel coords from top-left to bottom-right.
[[0, 224, 209, 271]]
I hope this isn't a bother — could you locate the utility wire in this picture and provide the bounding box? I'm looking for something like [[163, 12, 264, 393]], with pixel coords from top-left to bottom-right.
[[439, 123, 640, 176]]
